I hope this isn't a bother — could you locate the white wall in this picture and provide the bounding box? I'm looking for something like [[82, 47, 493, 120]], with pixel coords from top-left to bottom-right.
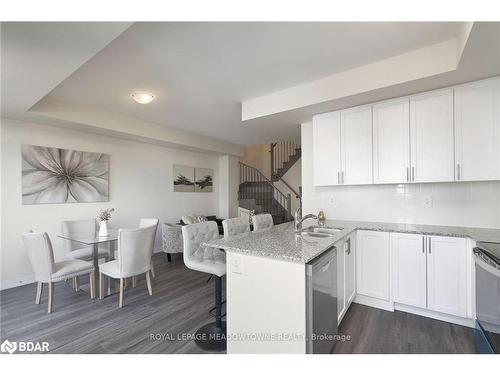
[[1, 117, 236, 289], [302, 122, 500, 229]]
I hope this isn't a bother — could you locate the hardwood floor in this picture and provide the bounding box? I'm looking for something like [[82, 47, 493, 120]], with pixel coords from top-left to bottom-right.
[[333, 303, 476, 354], [0, 253, 222, 354], [1, 254, 476, 354]]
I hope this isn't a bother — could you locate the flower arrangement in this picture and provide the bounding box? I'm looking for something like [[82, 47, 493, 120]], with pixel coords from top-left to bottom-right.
[[97, 208, 115, 222]]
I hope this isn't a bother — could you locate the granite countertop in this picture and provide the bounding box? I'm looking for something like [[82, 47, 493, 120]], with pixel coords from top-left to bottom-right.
[[202, 219, 500, 264]]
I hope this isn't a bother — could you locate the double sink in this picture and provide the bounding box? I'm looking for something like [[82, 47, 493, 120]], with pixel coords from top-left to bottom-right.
[[296, 226, 343, 238]]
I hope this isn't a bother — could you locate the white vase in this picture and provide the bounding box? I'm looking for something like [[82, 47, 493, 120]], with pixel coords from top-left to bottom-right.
[[99, 220, 109, 237]]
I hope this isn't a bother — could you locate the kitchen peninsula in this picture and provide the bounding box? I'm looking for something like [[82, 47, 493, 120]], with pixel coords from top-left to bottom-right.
[[203, 219, 500, 354]]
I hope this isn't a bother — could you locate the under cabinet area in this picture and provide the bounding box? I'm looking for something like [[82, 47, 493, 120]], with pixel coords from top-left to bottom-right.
[[312, 76, 500, 186]]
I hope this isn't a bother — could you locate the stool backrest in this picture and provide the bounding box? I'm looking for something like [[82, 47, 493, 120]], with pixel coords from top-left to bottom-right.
[[222, 217, 250, 238], [22, 231, 55, 281], [251, 213, 274, 231], [181, 221, 219, 262]]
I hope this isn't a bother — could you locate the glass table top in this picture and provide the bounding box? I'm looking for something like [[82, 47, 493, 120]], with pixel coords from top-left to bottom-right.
[[58, 229, 119, 245]]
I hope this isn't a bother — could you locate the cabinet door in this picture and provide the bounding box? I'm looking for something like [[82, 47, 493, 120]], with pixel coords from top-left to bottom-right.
[[391, 233, 427, 308], [340, 105, 373, 185], [410, 89, 455, 182], [345, 234, 356, 306], [426, 236, 468, 318], [373, 97, 411, 184], [336, 239, 346, 323], [356, 230, 390, 300], [454, 77, 500, 181], [313, 112, 342, 186]]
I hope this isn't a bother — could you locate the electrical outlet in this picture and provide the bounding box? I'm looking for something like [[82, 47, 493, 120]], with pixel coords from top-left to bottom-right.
[[329, 197, 334, 205], [424, 196, 433, 207], [231, 254, 243, 274]]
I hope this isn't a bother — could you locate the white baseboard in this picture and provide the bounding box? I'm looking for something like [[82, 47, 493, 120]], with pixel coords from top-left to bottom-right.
[[0, 274, 36, 291], [354, 294, 395, 312], [395, 303, 475, 328]]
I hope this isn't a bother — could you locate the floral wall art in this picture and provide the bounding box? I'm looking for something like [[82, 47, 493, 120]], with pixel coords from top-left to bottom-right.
[[173, 165, 213, 192], [21, 145, 110, 204]]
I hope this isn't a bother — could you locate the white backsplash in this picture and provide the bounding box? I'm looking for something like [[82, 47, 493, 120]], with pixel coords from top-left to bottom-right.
[[301, 122, 500, 229]]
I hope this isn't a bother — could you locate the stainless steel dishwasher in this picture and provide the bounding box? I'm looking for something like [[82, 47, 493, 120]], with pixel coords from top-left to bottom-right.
[[306, 246, 337, 354]]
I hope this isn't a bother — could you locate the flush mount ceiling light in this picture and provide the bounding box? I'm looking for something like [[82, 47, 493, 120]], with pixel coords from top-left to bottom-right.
[[131, 91, 155, 104]]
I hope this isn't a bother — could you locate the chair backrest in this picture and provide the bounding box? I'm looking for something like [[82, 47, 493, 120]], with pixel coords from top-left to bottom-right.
[[181, 221, 219, 264], [22, 231, 55, 281], [139, 218, 159, 229], [252, 213, 274, 231], [61, 219, 96, 252], [117, 226, 156, 278], [222, 217, 250, 239]]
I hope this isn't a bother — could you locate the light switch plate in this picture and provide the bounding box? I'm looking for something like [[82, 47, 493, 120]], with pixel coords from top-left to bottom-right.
[[231, 254, 243, 274], [424, 196, 433, 207]]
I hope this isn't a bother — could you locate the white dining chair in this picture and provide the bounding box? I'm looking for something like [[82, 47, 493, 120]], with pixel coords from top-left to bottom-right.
[[251, 213, 274, 232], [139, 218, 159, 280], [22, 231, 95, 313], [99, 225, 156, 308], [222, 217, 250, 238], [61, 219, 109, 261], [182, 221, 226, 351]]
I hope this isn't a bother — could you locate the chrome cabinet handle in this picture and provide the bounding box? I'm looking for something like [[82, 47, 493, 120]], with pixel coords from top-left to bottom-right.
[[422, 236, 425, 253], [411, 167, 415, 182], [456, 164, 461, 180], [337, 171, 340, 184], [346, 238, 351, 255], [341, 171, 344, 184], [406, 167, 409, 182], [428, 237, 432, 254]]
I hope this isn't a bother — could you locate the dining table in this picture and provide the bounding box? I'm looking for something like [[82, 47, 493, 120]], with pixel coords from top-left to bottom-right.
[[58, 229, 118, 298]]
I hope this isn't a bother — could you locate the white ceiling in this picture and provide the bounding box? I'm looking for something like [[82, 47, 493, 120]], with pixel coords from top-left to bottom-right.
[[40, 22, 466, 145], [3, 22, 499, 147]]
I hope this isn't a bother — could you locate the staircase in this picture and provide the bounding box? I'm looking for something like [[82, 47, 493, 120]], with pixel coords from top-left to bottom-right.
[[238, 142, 302, 225], [238, 163, 292, 225]]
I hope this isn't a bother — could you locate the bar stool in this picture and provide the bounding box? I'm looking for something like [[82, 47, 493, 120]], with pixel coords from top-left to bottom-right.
[[222, 217, 250, 238]]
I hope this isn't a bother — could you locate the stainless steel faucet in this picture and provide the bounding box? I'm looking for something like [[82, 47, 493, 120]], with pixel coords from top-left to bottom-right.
[[294, 208, 318, 231]]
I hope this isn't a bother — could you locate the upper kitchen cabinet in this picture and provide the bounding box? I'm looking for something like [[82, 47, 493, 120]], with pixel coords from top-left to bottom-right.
[[313, 111, 342, 185], [454, 77, 500, 182], [410, 88, 455, 183], [373, 97, 410, 184], [340, 105, 373, 185]]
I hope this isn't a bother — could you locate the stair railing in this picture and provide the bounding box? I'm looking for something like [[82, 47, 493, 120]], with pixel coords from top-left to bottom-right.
[[239, 162, 292, 221], [270, 141, 300, 179]]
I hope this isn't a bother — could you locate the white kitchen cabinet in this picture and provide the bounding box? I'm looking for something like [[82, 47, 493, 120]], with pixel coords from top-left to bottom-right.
[[373, 97, 411, 184], [391, 232, 427, 308], [410, 88, 455, 183], [340, 105, 373, 185], [356, 230, 390, 301], [454, 77, 500, 181], [313, 111, 342, 185], [426, 235, 468, 318], [344, 233, 356, 306], [336, 238, 346, 322]]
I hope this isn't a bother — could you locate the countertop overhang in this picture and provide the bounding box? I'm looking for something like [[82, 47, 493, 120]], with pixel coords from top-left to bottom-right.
[[202, 219, 500, 263]]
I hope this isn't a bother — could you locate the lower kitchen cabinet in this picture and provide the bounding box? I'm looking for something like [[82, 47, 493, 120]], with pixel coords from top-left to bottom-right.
[[426, 235, 468, 318], [336, 232, 356, 324], [390, 233, 469, 318], [391, 232, 427, 308], [356, 230, 390, 301]]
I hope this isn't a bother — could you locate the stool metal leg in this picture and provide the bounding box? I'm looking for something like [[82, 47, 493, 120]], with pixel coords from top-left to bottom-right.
[[194, 275, 226, 351]]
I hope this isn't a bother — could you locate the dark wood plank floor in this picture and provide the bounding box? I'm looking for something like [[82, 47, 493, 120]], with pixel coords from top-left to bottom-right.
[[333, 303, 476, 354], [1, 254, 476, 354], [0, 253, 222, 354]]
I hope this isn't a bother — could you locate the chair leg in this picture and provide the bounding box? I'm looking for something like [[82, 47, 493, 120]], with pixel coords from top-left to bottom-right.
[[150, 261, 155, 278], [146, 271, 153, 296], [124, 278, 128, 289], [72, 277, 76, 290], [99, 272, 105, 300], [89, 272, 95, 299], [214, 276, 222, 329], [75, 276, 80, 291], [48, 282, 54, 314], [132, 276, 137, 288], [167, 253, 172, 262], [35, 282, 43, 304], [119, 278, 124, 308]]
